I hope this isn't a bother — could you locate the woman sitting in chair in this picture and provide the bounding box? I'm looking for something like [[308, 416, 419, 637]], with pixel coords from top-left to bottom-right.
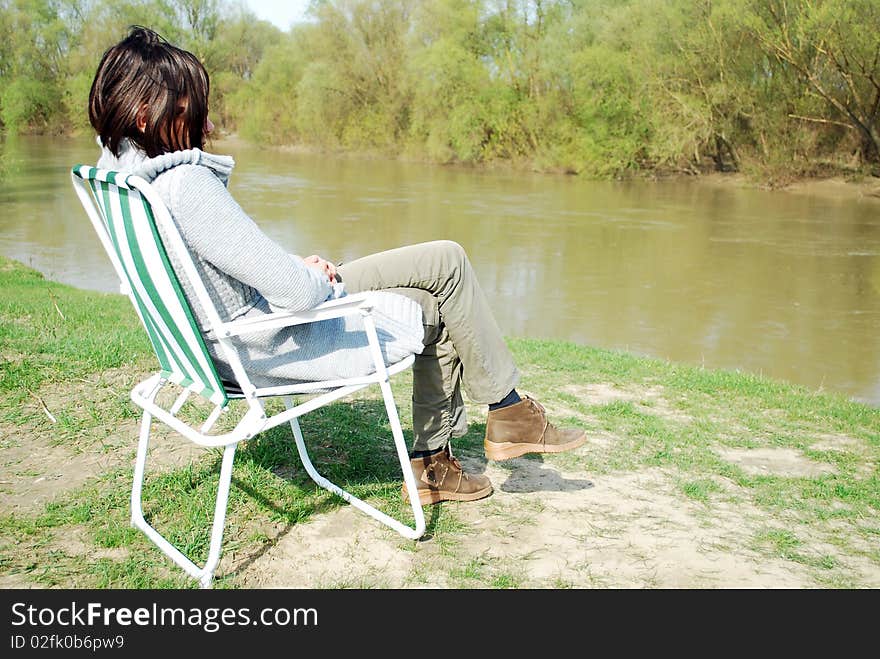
[[89, 26, 586, 506]]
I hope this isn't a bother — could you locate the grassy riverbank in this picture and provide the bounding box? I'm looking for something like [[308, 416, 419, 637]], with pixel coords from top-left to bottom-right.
[[1, 256, 878, 588]]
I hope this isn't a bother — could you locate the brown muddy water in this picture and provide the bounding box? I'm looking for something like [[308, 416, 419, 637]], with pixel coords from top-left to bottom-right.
[[2, 135, 879, 405]]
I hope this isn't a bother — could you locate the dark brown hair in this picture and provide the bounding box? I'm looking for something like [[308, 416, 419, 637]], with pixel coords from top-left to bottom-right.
[[89, 26, 210, 158]]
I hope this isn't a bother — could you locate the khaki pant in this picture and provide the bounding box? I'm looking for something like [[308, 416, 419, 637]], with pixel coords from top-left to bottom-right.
[[337, 241, 520, 451]]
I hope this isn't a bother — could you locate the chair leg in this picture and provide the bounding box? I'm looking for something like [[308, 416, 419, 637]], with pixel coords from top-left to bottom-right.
[[283, 390, 425, 540], [130, 409, 238, 588], [200, 444, 237, 588]]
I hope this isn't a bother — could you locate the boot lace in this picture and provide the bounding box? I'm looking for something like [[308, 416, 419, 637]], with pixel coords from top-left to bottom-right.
[[525, 396, 551, 440], [526, 396, 546, 415], [443, 446, 470, 481]]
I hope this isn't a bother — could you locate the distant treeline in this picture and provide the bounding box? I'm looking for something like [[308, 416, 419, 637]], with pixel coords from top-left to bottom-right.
[[2, 0, 879, 180]]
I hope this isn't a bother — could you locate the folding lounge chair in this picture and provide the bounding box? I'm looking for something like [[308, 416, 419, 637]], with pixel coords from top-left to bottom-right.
[[70, 165, 426, 588]]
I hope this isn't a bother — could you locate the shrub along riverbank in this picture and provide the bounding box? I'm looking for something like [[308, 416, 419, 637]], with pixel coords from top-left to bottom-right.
[[1, 256, 878, 588]]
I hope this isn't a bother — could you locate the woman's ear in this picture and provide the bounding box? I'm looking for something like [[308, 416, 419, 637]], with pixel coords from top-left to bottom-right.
[[135, 104, 149, 133]]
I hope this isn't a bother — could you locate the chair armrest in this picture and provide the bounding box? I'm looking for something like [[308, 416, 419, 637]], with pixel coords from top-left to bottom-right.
[[217, 292, 376, 338]]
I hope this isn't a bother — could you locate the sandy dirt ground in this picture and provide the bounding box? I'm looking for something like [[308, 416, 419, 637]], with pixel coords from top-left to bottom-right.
[[233, 438, 876, 588]]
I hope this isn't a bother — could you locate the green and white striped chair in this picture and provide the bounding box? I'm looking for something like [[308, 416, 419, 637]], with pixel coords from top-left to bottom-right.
[[71, 165, 425, 588]]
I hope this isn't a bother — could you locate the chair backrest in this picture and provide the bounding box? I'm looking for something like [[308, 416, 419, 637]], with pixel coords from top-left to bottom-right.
[[71, 165, 228, 407]]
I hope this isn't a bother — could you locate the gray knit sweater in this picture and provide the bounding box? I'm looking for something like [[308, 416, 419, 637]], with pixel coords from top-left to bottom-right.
[[97, 139, 424, 388]]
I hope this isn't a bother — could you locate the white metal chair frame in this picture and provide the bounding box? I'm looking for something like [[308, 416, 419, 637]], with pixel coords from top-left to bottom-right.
[[71, 166, 426, 588]]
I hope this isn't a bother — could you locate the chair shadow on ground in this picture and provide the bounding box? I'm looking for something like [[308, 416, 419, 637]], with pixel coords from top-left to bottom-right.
[[211, 397, 448, 575], [209, 401, 591, 577]]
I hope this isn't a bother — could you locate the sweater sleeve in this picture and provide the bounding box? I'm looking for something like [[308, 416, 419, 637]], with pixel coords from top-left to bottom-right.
[[168, 165, 332, 312]]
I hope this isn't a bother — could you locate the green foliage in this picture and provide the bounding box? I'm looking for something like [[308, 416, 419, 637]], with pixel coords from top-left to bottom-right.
[[230, 36, 307, 143], [201, 8, 283, 128], [0, 78, 59, 130], [743, 0, 880, 170], [1, 0, 878, 178], [405, 0, 491, 161], [62, 70, 95, 133], [0, 0, 81, 131], [293, 0, 413, 150]]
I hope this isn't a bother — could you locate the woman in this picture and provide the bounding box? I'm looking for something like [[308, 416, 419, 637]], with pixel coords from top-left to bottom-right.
[[89, 27, 586, 506]]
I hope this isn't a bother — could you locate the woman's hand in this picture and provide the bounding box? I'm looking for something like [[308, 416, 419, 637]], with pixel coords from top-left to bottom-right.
[[303, 254, 338, 283]]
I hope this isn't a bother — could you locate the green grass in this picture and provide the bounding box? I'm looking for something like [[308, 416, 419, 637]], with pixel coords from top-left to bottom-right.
[[1, 256, 878, 589]]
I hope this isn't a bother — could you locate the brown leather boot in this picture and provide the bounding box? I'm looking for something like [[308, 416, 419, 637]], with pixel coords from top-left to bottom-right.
[[484, 396, 586, 461], [402, 447, 493, 506]]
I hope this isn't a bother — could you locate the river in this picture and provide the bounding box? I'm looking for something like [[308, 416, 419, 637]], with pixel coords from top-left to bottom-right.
[[2, 134, 879, 405]]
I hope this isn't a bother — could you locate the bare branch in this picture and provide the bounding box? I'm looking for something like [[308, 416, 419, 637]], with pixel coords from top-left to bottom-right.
[[787, 113, 854, 129]]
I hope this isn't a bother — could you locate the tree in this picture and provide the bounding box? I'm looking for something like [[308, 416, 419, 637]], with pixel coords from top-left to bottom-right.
[[406, 0, 491, 161], [293, 0, 414, 149], [0, 0, 85, 131], [747, 0, 880, 165]]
